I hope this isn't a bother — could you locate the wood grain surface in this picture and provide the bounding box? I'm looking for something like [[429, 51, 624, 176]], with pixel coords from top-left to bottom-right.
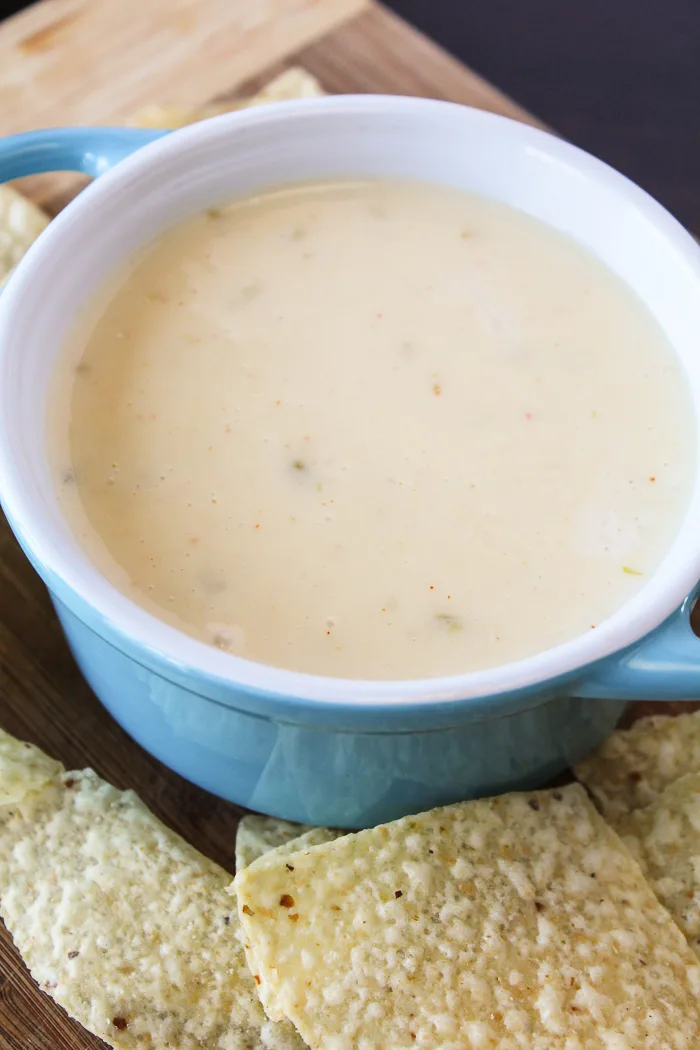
[[0, 2, 696, 1048]]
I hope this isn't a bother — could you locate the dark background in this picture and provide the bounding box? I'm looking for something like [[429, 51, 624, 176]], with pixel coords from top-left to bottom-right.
[[4, 0, 700, 230], [396, 0, 700, 232]]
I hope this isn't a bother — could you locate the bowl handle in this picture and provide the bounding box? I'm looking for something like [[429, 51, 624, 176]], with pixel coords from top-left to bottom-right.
[[0, 127, 167, 183], [573, 590, 700, 700]]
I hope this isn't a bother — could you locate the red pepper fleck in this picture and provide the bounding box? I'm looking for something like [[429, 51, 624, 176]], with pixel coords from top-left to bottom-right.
[[649, 476, 656, 482], [254, 975, 261, 985], [112, 1018, 128, 1032], [242, 905, 254, 916], [188, 537, 199, 546], [279, 894, 295, 908], [525, 412, 533, 420], [429, 585, 434, 591], [591, 624, 596, 629], [376, 312, 383, 319], [64, 778, 75, 789]]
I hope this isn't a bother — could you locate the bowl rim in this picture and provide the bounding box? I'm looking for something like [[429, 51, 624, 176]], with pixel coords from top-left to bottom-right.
[[2, 93, 700, 708]]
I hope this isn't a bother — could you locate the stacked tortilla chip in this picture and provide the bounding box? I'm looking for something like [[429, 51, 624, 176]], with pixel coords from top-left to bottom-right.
[[235, 785, 700, 1049], [6, 716, 700, 1050], [574, 709, 700, 956], [235, 813, 342, 873], [0, 729, 305, 1050]]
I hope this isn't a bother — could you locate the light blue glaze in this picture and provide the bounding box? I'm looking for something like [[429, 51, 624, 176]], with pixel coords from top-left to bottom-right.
[[0, 127, 166, 182], [1, 127, 699, 827]]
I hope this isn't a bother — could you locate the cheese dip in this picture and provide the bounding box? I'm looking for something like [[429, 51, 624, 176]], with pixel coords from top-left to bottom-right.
[[50, 179, 693, 680]]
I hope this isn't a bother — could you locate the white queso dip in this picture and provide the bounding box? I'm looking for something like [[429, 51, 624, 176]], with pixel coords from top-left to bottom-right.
[[50, 179, 693, 680]]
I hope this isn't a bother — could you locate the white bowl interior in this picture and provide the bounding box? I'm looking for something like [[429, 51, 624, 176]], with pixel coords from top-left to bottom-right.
[[2, 96, 700, 704]]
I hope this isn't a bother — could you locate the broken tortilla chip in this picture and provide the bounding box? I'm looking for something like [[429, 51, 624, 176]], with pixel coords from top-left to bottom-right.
[[574, 709, 700, 825], [128, 67, 324, 131], [624, 771, 700, 956], [236, 784, 700, 1050], [0, 185, 50, 286], [0, 728, 304, 1050]]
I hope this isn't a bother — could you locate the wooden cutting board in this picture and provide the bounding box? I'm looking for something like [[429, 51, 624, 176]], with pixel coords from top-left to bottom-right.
[[0, 2, 696, 1048]]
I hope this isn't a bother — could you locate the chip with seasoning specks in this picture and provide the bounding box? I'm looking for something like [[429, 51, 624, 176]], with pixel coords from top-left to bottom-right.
[[573, 709, 700, 826], [0, 185, 50, 286], [0, 728, 305, 1050], [128, 67, 324, 130], [236, 784, 700, 1050], [236, 813, 340, 871], [254, 826, 345, 866], [623, 771, 700, 957], [236, 814, 315, 871]]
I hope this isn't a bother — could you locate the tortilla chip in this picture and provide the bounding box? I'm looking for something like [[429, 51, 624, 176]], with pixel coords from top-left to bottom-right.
[[0, 184, 50, 285], [257, 827, 345, 865], [0, 728, 64, 806], [573, 710, 700, 825], [243, 67, 325, 104], [236, 784, 700, 1049], [624, 771, 700, 956], [126, 103, 233, 130], [236, 814, 339, 872], [128, 67, 324, 130], [236, 814, 314, 871], [0, 732, 304, 1050]]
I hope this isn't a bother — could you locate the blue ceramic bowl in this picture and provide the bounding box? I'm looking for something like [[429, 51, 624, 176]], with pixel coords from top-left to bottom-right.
[[1, 98, 700, 827]]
